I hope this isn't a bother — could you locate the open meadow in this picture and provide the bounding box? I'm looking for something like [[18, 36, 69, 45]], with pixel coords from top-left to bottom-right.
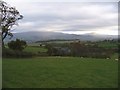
[[3, 57, 118, 88], [2, 40, 119, 88]]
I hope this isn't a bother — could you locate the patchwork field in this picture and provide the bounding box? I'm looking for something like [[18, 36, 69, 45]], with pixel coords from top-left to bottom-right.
[[3, 57, 118, 88]]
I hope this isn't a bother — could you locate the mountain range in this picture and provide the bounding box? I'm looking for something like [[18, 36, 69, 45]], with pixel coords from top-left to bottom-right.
[[4, 31, 118, 43]]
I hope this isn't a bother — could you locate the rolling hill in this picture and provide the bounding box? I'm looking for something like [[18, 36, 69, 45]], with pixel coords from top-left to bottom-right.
[[4, 31, 118, 43]]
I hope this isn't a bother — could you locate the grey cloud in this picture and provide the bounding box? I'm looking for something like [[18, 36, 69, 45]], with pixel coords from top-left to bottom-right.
[[8, 2, 117, 35]]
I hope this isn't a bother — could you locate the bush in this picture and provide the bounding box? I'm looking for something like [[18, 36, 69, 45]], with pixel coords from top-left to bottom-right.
[[8, 39, 27, 51], [46, 42, 113, 59], [2, 48, 34, 58]]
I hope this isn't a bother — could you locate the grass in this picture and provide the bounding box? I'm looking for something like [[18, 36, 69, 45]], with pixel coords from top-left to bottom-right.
[[97, 42, 118, 49], [23, 46, 47, 53], [3, 57, 118, 88], [4, 45, 48, 53]]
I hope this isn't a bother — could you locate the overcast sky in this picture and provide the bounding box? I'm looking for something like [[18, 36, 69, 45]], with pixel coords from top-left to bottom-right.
[[4, 0, 118, 35]]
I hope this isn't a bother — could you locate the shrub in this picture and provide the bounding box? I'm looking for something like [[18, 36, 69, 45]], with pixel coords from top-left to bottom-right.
[[46, 42, 113, 59], [8, 39, 27, 51], [2, 48, 34, 58]]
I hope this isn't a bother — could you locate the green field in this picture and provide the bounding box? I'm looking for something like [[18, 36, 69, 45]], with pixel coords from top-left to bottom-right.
[[23, 46, 47, 53], [97, 42, 118, 49], [3, 57, 118, 88]]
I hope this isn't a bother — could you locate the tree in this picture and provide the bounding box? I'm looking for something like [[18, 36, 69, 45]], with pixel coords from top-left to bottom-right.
[[8, 39, 27, 51], [0, 0, 23, 46]]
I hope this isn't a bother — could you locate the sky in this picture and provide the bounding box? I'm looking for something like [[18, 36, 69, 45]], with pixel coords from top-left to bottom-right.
[[4, 0, 118, 35]]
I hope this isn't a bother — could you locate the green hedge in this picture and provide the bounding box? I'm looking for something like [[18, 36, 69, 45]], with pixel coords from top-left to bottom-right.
[[2, 48, 34, 58]]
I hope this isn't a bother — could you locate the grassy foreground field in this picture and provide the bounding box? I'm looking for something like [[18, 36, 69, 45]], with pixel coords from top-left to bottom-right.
[[3, 57, 118, 88]]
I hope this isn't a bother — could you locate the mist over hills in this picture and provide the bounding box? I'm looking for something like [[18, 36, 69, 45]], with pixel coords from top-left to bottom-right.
[[4, 31, 118, 43]]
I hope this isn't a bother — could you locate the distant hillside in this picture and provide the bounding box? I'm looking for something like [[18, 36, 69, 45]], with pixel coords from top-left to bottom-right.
[[4, 31, 118, 43]]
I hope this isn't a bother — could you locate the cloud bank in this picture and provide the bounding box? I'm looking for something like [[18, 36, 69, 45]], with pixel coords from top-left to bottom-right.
[[4, 0, 118, 35]]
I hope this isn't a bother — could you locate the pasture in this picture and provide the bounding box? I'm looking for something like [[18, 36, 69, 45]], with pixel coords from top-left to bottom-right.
[[3, 57, 118, 88], [23, 46, 47, 53], [3, 40, 118, 88]]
